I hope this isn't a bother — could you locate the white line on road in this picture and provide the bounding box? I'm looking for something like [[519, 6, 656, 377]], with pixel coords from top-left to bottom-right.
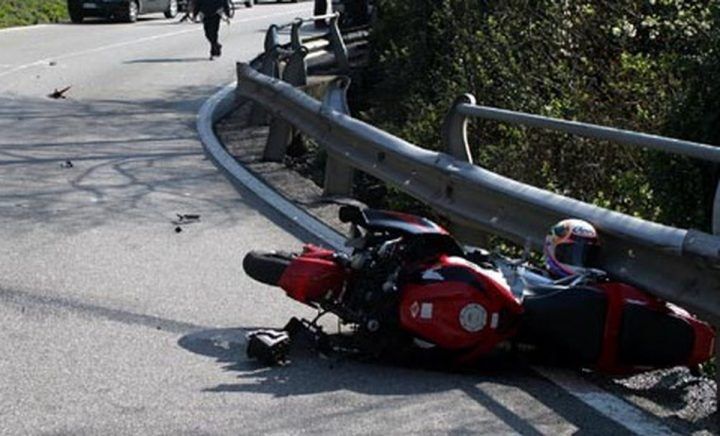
[[0, 7, 309, 80], [0, 24, 49, 33], [533, 367, 677, 435]]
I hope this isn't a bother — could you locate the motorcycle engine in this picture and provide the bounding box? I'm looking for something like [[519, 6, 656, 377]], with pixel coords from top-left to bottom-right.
[[343, 237, 404, 333]]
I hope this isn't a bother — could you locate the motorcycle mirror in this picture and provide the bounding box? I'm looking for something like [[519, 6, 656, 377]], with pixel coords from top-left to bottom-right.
[[339, 205, 365, 225]]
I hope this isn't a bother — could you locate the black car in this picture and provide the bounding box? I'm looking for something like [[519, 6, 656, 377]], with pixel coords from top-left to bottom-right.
[[67, 0, 185, 23]]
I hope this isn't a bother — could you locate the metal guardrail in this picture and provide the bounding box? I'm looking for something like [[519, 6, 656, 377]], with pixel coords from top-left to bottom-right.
[[442, 95, 720, 234], [223, 7, 720, 413], [248, 13, 367, 133], [234, 62, 720, 326]]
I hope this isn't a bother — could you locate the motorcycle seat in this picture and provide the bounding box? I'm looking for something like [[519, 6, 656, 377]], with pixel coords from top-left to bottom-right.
[[519, 286, 607, 364]]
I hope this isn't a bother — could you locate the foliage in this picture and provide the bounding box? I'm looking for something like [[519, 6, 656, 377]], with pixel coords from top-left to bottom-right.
[[362, 0, 720, 231], [0, 0, 68, 28]]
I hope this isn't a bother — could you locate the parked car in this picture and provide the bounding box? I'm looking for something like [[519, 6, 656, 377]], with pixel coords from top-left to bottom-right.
[[67, 0, 184, 23]]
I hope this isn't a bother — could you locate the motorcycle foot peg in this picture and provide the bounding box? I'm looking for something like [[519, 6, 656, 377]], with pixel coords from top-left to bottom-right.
[[246, 329, 291, 366]]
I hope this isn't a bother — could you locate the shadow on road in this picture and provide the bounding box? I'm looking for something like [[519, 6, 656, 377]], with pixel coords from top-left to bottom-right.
[[180, 323, 717, 433], [177, 326, 634, 435], [0, 87, 250, 234]]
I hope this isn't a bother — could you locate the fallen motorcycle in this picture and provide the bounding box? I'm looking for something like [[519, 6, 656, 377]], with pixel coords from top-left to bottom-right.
[[243, 206, 715, 374]]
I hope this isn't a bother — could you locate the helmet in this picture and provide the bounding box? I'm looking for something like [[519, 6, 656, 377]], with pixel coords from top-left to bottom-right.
[[544, 219, 600, 278]]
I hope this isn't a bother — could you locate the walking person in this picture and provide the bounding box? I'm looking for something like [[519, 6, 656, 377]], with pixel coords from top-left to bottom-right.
[[193, 0, 232, 59]]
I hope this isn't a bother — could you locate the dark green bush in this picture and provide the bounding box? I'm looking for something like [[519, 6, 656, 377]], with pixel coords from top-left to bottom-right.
[[0, 0, 68, 28], [363, 0, 720, 231]]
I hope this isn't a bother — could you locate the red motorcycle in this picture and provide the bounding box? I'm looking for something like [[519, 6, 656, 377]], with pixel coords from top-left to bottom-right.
[[243, 206, 714, 374]]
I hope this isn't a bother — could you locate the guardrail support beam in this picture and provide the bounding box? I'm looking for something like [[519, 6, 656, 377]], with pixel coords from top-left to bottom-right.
[[248, 28, 283, 126], [291, 19, 303, 51], [322, 77, 354, 196], [328, 15, 350, 73], [263, 48, 309, 162], [283, 47, 308, 88], [441, 94, 476, 164], [264, 116, 294, 162], [264, 24, 280, 54]]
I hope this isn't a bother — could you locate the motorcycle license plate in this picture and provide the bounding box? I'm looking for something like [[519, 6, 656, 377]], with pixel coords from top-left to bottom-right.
[[83, 3, 99, 8]]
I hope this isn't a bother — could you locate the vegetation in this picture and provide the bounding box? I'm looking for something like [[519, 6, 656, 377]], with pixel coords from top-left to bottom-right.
[[0, 0, 68, 28], [360, 0, 720, 231]]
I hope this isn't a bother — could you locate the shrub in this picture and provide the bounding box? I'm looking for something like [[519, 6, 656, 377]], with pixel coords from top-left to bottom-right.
[[0, 0, 68, 28], [363, 0, 720, 231]]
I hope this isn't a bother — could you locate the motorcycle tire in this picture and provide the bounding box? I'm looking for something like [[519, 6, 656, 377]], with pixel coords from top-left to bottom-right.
[[243, 251, 294, 286]]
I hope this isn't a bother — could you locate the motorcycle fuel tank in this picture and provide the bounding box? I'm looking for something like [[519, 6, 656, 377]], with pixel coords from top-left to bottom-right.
[[399, 256, 523, 352]]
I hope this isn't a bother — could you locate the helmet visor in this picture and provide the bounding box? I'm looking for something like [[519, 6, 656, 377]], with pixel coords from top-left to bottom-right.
[[554, 240, 599, 268]]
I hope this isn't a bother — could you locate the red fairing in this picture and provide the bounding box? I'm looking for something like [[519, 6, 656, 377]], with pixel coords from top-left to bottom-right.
[[399, 256, 523, 354], [595, 282, 715, 374], [688, 315, 715, 367], [278, 245, 346, 305]]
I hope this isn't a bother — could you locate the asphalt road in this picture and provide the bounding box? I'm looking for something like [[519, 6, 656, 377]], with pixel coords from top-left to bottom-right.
[[0, 5, 663, 435]]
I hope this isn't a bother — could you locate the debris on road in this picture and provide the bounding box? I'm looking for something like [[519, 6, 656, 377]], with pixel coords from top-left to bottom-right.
[[174, 214, 201, 224], [60, 160, 74, 168], [172, 214, 201, 233], [49, 61, 57, 66], [48, 86, 71, 99]]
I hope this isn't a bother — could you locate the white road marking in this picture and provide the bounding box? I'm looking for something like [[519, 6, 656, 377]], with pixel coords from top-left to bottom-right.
[[0, 24, 49, 33], [0, 7, 309, 80], [533, 367, 677, 435]]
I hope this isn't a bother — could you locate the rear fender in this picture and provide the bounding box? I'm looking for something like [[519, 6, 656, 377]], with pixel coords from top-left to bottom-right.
[[596, 282, 715, 373]]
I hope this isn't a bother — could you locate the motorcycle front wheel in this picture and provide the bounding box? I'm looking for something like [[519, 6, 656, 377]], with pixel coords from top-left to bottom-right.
[[243, 251, 294, 286]]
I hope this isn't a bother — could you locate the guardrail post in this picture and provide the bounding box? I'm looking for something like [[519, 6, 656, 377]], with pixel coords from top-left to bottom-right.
[[441, 94, 476, 164], [248, 51, 279, 125], [264, 24, 280, 54], [248, 26, 283, 126], [321, 76, 354, 196], [283, 47, 308, 88], [291, 19, 303, 51], [263, 48, 308, 162], [328, 15, 350, 74]]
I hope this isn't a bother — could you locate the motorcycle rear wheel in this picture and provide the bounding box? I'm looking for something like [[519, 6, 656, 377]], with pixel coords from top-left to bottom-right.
[[243, 251, 294, 286]]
